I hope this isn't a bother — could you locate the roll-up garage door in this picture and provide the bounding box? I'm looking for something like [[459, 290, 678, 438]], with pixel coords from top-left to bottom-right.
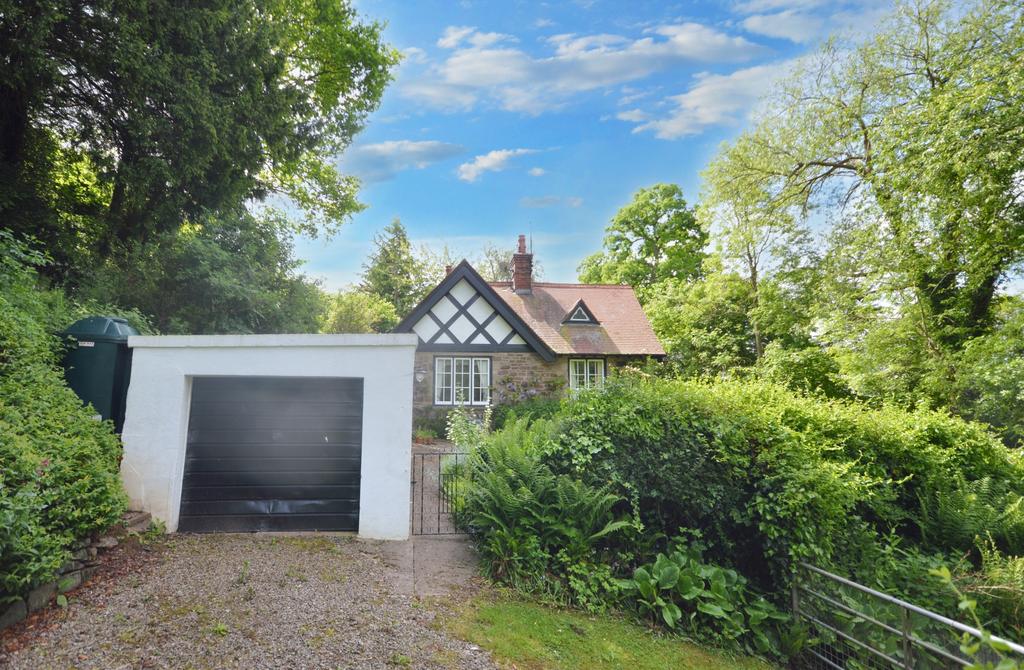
[[178, 376, 363, 532]]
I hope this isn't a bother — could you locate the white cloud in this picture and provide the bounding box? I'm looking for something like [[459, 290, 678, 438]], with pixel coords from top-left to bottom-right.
[[402, 46, 427, 63], [618, 86, 652, 106], [519, 195, 583, 208], [341, 140, 465, 182], [528, 167, 546, 176], [403, 23, 764, 114], [742, 10, 824, 43], [438, 26, 475, 49], [400, 80, 478, 111], [457, 148, 537, 182], [616, 108, 650, 122], [632, 61, 793, 140], [438, 25, 514, 49], [534, 18, 555, 28]]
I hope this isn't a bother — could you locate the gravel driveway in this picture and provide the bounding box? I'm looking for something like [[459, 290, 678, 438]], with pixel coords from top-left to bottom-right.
[[2, 534, 496, 670]]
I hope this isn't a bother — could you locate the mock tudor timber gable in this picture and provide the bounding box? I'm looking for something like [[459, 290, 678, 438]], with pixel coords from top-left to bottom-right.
[[394, 260, 556, 361]]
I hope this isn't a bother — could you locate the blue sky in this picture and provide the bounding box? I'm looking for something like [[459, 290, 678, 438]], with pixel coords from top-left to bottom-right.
[[296, 0, 892, 288]]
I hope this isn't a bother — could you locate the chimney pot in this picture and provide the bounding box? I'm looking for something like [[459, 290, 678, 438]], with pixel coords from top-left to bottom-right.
[[517, 234, 527, 254]]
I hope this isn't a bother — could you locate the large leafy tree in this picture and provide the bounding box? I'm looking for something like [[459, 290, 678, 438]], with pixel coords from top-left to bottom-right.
[[321, 290, 398, 334], [83, 210, 324, 334], [698, 176, 808, 360], [360, 219, 436, 317], [578, 183, 706, 292], [704, 0, 1024, 406], [0, 0, 398, 280], [643, 265, 755, 377]]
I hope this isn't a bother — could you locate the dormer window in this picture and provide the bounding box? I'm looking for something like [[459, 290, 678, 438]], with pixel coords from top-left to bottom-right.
[[563, 300, 598, 325]]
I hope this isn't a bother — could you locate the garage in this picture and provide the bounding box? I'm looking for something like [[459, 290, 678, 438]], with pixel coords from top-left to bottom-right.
[[119, 333, 417, 539], [178, 376, 364, 532]]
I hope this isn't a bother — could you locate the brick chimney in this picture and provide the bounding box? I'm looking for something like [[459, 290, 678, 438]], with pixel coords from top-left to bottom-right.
[[511, 234, 533, 294]]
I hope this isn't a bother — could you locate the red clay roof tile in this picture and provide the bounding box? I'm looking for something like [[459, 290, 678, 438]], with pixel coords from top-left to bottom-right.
[[488, 281, 665, 356]]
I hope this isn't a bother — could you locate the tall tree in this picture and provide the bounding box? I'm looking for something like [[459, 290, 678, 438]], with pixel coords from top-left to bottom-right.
[[321, 290, 398, 334], [360, 219, 435, 316], [704, 0, 1024, 403], [578, 183, 706, 293], [698, 178, 806, 360], [82, 210, 324, 335], [0, 0, 399, 279]]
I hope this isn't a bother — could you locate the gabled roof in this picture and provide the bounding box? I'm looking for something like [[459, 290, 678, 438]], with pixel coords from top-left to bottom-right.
[[488, 282, 666, 357], [393, 260, 556, 362]]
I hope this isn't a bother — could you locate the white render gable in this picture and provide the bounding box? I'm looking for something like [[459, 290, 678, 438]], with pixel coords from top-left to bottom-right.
[[411, 278, 526, 347]]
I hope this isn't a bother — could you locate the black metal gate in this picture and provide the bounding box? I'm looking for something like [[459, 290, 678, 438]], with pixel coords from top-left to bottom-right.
[[410, 451, 469, 535]]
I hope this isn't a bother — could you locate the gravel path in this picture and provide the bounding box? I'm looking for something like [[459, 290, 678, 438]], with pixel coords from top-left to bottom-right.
[[2, 534, 497, 670]]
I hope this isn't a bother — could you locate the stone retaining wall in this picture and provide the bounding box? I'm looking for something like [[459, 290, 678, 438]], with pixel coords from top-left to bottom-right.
[[0, 531, 123, 631]]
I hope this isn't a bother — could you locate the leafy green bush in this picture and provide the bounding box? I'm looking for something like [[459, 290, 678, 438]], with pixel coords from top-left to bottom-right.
[[620, 538, 789, 656], [456, 346, 1024, 653], [960, 537, 1024, 640], [755, 342, 851, 399], [0, 232, 127, 602], [491, 394, 563, 431], [463, 418, 631, 608], [546, 374, 1024, 591]]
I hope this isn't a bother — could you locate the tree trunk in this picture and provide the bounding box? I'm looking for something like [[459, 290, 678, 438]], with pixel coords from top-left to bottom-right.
[[749, 255, 763, 361]]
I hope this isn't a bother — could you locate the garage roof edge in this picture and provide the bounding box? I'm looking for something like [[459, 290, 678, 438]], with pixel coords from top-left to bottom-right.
[[128, 334, 420, 349]]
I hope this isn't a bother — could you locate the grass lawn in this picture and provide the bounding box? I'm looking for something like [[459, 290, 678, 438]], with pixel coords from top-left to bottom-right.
[[447, 593, 775, 670]]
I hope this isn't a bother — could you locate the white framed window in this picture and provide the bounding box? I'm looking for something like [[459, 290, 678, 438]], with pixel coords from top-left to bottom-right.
[[473, 358, 491, 404], [569, 358, 605, 391], [434, 356, 491, 405], [434, 357, 453, 404]]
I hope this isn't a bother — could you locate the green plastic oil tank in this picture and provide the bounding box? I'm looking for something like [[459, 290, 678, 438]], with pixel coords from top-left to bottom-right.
[[60, 316, 138, 432]]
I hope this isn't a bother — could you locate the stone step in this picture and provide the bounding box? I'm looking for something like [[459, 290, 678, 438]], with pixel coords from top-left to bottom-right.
[[121, 510, 153, 535]]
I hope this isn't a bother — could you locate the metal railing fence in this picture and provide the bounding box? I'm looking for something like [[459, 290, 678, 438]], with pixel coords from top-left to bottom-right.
[[793, 562, 1024, 669]]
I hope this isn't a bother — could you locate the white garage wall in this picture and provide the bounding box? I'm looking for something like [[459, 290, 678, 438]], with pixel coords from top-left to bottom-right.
[[120, 334, 418, 540]]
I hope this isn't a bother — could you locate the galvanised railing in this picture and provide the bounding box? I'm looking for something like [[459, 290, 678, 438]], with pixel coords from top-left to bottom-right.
[[793, 562, 1024, 669]]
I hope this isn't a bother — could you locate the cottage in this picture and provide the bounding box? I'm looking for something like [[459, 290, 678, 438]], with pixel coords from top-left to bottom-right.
[[394, 235, 665, 425]]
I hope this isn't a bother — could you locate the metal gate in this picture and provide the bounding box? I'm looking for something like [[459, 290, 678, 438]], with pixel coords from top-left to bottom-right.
[[410, 451, 469, 535], [793, 562, 1024, 669]]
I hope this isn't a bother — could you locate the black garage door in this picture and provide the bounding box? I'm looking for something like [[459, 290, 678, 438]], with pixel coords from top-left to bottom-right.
[[178, 376, 363, 532]]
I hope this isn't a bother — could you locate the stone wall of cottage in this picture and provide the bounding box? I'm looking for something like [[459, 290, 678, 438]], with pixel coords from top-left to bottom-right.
[[411, 350, 646, 432]]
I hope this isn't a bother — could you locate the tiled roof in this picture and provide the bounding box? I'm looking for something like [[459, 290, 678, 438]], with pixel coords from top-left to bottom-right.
[[488, 282, 666, 356]]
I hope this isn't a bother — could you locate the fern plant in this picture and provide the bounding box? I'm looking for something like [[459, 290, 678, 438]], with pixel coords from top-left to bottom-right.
[[918, 476, 1024, 555], [464, 417, 631, 599]]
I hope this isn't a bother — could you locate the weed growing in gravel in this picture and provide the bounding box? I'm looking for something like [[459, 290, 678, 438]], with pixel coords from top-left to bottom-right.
[[243, 586, 256, 602], [388, 653, 412, 667], [304, 624, 339, 649], [319, 568, 347, 583], [131, 519, 167, 545], [209, 622, 229, 637], [285, 566, 308, 582], [235, 560, 250, 586], [281, 536, 342, 554]]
